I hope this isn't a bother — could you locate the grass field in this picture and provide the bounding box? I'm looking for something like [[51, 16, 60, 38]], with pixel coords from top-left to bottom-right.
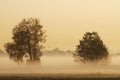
[[0, 74, 120, 80]]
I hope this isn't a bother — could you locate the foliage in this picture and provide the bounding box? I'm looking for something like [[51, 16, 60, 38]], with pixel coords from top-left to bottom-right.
[[75, 32, 109, 63], [4, 18, 46, 63]]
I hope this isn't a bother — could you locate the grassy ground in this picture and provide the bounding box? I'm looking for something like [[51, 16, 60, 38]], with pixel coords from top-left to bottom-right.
[[0, 77, 120, 80], [0, 74, 120, 80]]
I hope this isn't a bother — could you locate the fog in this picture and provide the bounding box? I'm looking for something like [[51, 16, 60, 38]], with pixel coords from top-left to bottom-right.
[[0, 54, 120, 74]]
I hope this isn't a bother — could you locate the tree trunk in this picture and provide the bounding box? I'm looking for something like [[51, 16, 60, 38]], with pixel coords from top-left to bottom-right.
[[27, 27, 32, 61], [33, 30, 37, 60]]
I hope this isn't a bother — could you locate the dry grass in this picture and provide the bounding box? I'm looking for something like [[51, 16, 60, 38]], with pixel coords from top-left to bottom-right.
[[0, 74, 120, 80]]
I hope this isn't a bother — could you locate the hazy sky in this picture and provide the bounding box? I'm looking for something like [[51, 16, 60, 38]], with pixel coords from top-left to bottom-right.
[[0, 0, 120, 51]]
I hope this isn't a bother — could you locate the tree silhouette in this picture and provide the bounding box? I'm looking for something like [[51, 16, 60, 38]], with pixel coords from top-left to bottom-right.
[[75, 32, 109, 63], [4, 18, 46, 63]]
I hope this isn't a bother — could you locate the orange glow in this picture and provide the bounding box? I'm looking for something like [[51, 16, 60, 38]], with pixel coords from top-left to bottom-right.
[[0, 0, 120, 50]]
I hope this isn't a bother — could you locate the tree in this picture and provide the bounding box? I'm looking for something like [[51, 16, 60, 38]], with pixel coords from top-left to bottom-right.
[[4, 18, 46, 63], [75, 32, 109, 63]]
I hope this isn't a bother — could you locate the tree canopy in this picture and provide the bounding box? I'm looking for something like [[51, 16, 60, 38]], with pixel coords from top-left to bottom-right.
[[75, 32, 109, 63], [4, 18, 46, 63]]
